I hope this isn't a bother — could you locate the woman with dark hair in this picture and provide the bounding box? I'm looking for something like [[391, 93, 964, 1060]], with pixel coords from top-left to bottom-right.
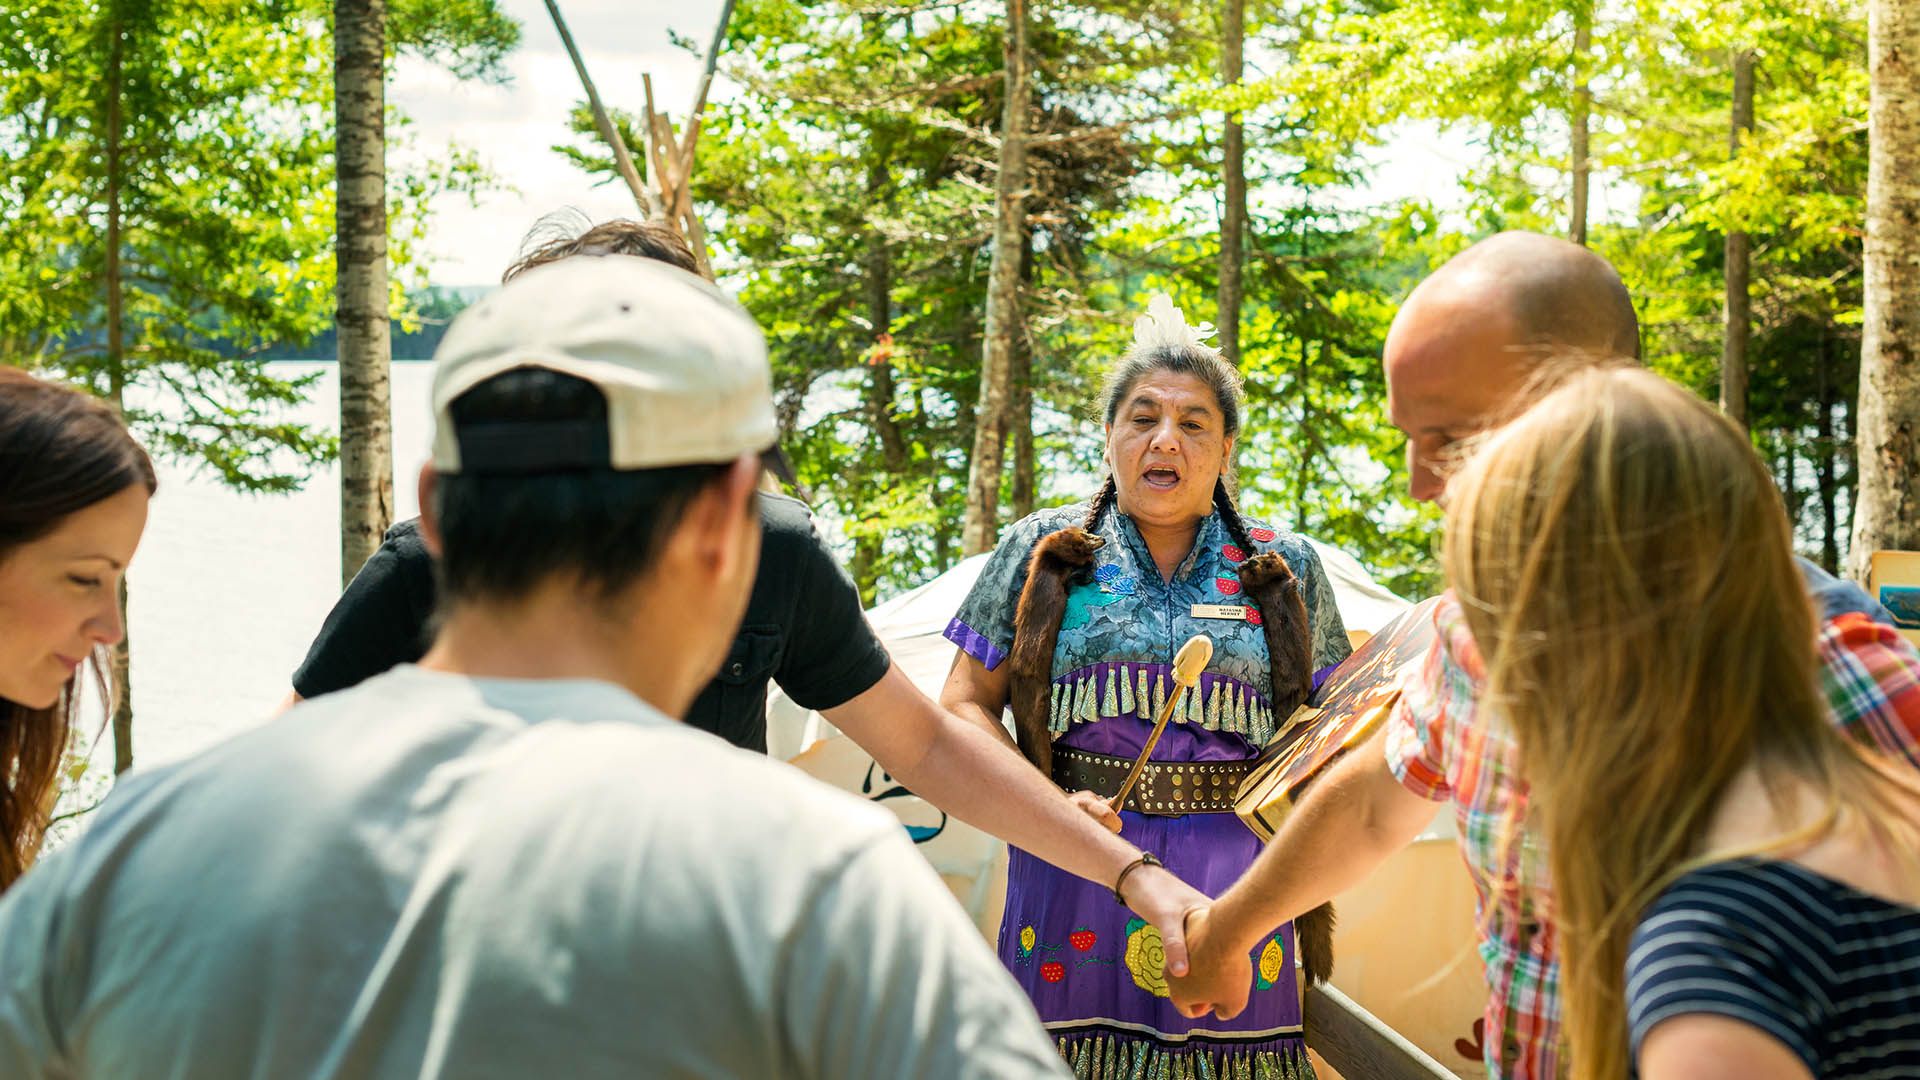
[[0, 368, 155, 891], [941, 297, 1351, 1078]]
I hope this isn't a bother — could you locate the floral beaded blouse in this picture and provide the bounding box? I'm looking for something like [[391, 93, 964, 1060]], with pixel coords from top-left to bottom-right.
[[946, 501, 1351, 752]]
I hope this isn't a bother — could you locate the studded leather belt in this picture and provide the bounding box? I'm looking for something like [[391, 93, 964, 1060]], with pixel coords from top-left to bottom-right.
[[1050, 746, 1253, 815]]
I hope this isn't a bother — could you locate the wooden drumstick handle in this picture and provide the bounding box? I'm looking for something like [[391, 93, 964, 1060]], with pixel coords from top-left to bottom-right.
[[1109, 634, 1214, 812]]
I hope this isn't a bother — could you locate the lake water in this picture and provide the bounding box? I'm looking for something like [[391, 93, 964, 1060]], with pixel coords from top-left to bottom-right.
[[122, 361, 437, 769]]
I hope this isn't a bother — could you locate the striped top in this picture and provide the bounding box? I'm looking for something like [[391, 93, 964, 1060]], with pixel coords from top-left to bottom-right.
[[1385, 583, 1920, 1079], [1626, 858, 1920, 1078]]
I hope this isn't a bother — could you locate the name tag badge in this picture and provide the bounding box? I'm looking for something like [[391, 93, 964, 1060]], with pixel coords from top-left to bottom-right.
[[1190, 603, 1250, 621]]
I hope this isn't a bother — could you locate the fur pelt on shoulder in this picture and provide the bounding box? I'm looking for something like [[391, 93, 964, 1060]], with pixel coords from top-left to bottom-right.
[[1007, 526, 1105, 777], [1238, 552, 1313, 720]]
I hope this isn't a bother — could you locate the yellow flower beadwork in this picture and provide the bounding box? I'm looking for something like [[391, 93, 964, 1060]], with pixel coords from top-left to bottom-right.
[[1258, 935, 1286, 987], [1123, 918, 1169, 998], [1018, 925, 1036, 958]]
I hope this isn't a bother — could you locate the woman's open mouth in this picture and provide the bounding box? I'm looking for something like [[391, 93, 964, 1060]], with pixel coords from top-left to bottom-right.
[[1142, 464, 1181, 490]]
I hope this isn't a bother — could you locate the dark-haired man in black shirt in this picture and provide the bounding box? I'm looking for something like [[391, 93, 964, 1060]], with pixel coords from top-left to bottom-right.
[[292, 220, 893, 747], [291, 489, 881, 752], [284, 218, 1213, 974]]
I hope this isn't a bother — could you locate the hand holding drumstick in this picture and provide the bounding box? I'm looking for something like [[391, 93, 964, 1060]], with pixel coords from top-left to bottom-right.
[[1110, 634, 1213, 813]]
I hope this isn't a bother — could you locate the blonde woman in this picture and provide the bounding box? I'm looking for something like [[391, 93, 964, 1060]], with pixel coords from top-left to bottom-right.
[[1443, 367, 1920, 1080]]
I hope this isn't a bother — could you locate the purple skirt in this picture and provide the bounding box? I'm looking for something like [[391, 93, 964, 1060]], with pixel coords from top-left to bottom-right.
[[1000, 716, 1314, 1079]]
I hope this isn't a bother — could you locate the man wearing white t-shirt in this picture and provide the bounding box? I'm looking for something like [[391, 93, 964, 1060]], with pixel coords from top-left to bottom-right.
[[0, 259, 1068, 1079]]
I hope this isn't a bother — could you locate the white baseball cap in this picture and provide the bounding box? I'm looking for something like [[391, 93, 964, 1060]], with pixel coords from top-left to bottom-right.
[[428, 257, 779, 475]]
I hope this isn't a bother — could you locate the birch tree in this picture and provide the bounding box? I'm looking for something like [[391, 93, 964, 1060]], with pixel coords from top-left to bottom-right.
[[961, 0, 1031, 556], [0, 0, 512, 772], [1720, 49, 1754, 430], [1850, 0, 1920, 579], [335, 0, 392, 586]]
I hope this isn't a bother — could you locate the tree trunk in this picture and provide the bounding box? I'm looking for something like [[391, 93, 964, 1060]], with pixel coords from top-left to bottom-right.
[[1818, 330, 1841, 574], [854, 163, 903, 606], [1852, 0, 1920, 581], [335, 0, 394, 588], [849, 539, 880, 608], [1217, 0, 1246, 363], [1569, 8, 1592, 247], [865, 167, 908, 474], [104, 9, 134, 776], [961, 0, 1030, 556], [1294, 340, 1314, 523], [1843, 389, 1858, 546], [1011, 226, 1036, 523], [1720, 49, 1755, 430], [111, 577, 133, 774], [1781, 436, 1800, 533], [1011, 342, 1034, 522]]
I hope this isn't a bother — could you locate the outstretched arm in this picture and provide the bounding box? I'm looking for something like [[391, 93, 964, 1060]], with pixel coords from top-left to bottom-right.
[[1170, 727, 1435, 1018], [831, 659, 1205, 977]]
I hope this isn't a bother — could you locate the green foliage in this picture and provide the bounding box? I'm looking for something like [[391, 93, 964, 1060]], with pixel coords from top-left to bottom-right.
[[0, 0, 336, 490], [388, 0, 520, 80], [551, 0, 1870, 598], [1593, 0, 1868, 562], [1260, 0, 1871, 571], [558, 0, 1449, 599], [0, 0, 516, 492]]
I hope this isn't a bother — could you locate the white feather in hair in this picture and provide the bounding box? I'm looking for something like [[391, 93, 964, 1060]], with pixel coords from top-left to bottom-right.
[[1131, 294, 1218, 352]]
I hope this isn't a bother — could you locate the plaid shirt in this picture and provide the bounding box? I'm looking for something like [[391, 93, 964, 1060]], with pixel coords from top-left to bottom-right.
[[1385, 593, 1920, 1080]]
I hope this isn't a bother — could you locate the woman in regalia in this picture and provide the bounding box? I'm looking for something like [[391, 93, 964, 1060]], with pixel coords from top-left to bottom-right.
[[941, 296, 1352, 1078]]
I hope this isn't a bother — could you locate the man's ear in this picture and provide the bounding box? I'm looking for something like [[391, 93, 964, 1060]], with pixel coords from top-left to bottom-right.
[[713, 454, 760, 580], [416, 465, 444, 557], [673, 454, 761, 580]]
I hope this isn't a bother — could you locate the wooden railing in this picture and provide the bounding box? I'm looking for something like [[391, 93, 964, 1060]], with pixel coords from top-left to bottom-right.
[[1305, 982, 1459, 1080]]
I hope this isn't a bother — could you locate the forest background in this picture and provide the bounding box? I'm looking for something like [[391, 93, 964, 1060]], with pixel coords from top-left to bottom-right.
[[597, 0, 1889, 603], [1, 0, 1912, 773]]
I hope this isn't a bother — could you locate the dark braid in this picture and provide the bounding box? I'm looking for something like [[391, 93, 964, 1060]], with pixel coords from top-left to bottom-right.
[[1009, 482, 1112, 776], [1212, 478, 1256, 554], [1083, 474, 1118, 533]]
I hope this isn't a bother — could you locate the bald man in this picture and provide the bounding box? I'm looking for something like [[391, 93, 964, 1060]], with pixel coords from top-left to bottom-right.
[[1166, 231, 1920, 1079], [1385, 230, 1638, 501], [1383, 231, 1891, 622]]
